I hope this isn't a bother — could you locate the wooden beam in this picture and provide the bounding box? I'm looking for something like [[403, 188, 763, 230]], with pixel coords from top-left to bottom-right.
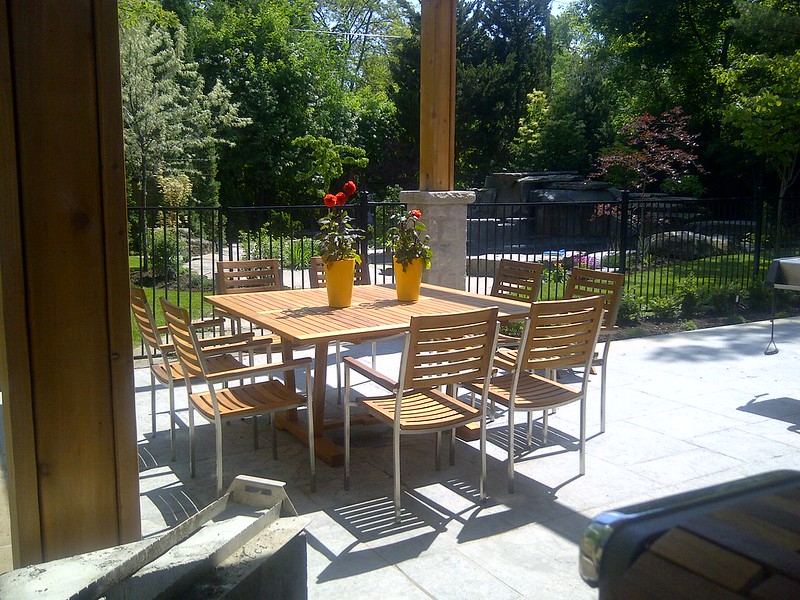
[[1, 0, 139, 564], [419, 0, 456, 191]]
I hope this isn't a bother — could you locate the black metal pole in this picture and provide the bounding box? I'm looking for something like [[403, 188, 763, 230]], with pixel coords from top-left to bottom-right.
[[619, 190, 629, 274], [358, 191, 370, 258]]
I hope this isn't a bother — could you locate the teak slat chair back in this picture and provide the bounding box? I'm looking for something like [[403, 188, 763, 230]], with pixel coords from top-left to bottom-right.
[[564, 267, 625, 331], [216, 258, 284, 294], [564, 267, 625, 433], [518, 296, 605, 372], [160, 298, 316, 496], [490, 259, 544, 349], [401, 309, 498, 392], [490, 259, 544, 303], [309, 255, 370, 288], [216, 258, 284, 340]]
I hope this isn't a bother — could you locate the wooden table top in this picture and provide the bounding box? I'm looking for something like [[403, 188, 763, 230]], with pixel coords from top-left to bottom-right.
[[205, 283, 532, 346]]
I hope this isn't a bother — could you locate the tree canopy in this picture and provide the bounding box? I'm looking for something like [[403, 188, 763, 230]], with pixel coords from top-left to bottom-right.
[[119, 0, 800, 207]]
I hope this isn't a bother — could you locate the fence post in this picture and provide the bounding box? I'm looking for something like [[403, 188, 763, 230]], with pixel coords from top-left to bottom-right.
[[619, 190, 629, 274], [218, 206, 227, 263], [752, 187, 763, 284], [358, 190, 370, 258]]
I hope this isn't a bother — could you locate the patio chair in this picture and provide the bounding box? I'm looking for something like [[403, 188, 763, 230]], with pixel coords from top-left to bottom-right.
[[343, 307, 499, 521], [465, 296, 605, 493], [309, 254, 371, 287], [160, 297, 315, 497], [215, 258, 283, 334], [490, 258, 544, 348], [130, 287, 247, 459], [564, 267, 625, 433]]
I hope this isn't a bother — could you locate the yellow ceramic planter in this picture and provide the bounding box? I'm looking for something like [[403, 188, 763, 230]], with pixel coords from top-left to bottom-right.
[[324, 258, 355, 307], [394, 257, 423, 302]]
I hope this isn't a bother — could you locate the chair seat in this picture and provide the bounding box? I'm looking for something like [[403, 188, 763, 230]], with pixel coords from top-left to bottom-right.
[[474, 371, 583, 411], [190, 379, 307, 421], [363, 388, 481, 431], [154, 353, 246, 386]]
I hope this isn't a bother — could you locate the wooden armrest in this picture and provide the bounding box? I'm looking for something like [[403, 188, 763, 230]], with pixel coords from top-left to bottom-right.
[[599, 325, 620, 337], [205, 357, 312, 385], [342, 356, 398, 392], [201, 338, 273, 358], [192, 316, 225, 329], [493, 348, 518, 372], [197, 332, 254, 348], [461, 376, 488, 394]]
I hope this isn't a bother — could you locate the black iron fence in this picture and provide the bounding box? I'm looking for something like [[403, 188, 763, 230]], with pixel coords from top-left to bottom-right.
[[467, 194, 800, 306], [129, 193, 799, 354]]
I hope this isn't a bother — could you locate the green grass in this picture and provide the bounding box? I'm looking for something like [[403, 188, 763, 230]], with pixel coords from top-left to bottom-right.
[[622, 253, 772, 297]]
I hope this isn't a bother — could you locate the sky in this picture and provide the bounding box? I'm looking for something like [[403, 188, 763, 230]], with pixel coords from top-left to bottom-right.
[[551, 0, 572, 16]]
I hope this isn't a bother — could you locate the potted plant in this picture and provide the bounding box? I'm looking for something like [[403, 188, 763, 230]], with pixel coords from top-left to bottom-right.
[[388, 208, 433, 301], [316, 180, 363, 307]]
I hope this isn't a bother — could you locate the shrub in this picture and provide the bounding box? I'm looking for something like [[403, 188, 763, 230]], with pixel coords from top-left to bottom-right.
[[746, 283, 772, 311], [701, 283, 745, 317], [617, 292, 640, 324], [148, 228, 189, 278], [646, 295, 681, 321], [677, 274, 700, 317], [239, 228, 317, 269]]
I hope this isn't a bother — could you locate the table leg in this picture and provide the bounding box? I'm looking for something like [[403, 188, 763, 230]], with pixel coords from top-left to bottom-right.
[[276, 339, 345, 467]]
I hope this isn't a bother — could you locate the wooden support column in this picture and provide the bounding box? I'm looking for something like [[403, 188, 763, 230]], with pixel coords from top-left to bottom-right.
[[412, 0, 474, 290], [419, 0, 456, 191], [0, 0, 140, 566]]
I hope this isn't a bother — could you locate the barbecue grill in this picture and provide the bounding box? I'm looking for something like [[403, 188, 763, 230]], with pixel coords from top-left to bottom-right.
[[579, 470, 800, 598], [763, 257, 800, 354]]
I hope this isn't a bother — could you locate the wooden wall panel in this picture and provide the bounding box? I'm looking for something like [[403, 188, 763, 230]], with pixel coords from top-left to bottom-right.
[[0, 0, 43, 566], [2, 0, 139, 563]]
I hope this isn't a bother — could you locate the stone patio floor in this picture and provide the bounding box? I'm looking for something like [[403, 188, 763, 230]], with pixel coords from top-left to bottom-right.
[[3, 316, 798, 596], [129, 315, 800, 599]]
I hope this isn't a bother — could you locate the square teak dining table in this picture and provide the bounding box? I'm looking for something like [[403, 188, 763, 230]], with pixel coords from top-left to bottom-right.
[[205, 283, 531, 466]]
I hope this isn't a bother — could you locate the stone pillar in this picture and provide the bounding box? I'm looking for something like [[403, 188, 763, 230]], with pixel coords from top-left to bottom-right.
[[400, 189, 475, 291]]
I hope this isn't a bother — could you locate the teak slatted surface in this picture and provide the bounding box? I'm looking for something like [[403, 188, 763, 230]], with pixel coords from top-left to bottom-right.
[[607, 487, 800, 599], [205, 283, 531, 465]]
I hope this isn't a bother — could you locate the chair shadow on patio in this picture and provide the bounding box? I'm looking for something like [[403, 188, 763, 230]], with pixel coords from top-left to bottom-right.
[[738, 395, 800, 432]]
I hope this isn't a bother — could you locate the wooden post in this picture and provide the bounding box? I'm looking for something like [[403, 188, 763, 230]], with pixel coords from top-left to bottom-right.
[[419, 0, 456, 191], [0, 0, 140, 565]]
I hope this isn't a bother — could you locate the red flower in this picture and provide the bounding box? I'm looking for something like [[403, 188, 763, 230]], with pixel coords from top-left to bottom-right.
[[335, 191, 348, 205], [323, 193, 337, 208], [343, 180, 357, 197], [410, 209, 422, 219]]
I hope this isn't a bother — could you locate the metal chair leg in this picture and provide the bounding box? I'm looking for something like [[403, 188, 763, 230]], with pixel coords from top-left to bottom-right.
[[508, 404, 516, 494], [216, 418, 224, 497], [150, 370, 157, 438], [344, 366, 351, 491], [189, 405, 196, 478], [394, 428, 402, 523], [169, 384, 176, 462]]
